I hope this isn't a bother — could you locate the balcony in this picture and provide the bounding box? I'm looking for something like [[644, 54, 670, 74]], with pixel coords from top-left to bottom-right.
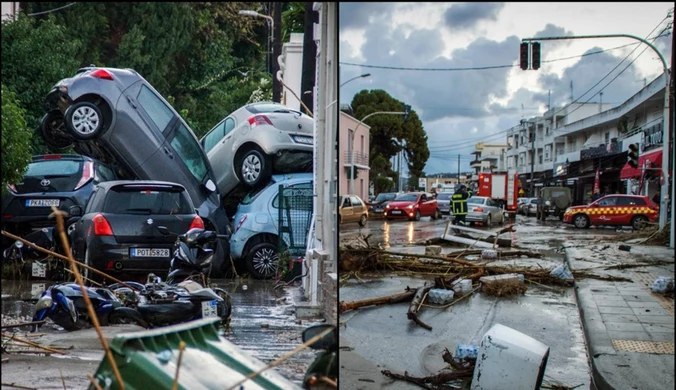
[[344, 151, 370, 168], [470, 159, 482, 168]]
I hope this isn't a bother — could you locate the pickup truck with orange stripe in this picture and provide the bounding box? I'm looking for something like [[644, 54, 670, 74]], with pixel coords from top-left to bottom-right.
[[563, 194, 659, 230]]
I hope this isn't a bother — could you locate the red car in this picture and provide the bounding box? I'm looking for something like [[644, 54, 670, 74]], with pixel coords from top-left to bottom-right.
[[562, 194, 659, 230], [384, 192, 441, 221]]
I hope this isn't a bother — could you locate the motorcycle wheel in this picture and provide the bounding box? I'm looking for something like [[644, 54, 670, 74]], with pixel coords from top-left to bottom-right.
[[108, 310, 149, 328], [51, 311, 89, 331]]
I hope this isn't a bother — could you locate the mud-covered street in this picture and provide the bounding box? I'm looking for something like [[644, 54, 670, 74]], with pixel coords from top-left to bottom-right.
[[1, 279, 320, 389]]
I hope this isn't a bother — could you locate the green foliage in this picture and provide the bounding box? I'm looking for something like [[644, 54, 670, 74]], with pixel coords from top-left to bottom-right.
[[375, 176, 395, 194], [1, 14, 82, 154], [281, 2, 306, 43], [1, 85, 33, 193], [350, 90, 430, 180]]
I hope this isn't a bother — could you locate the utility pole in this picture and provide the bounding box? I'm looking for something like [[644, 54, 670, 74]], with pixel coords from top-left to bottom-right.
[[670, 8, 675, 248], [529, 122, 536, 197], [457, 155, 461, 185], [300, 2, 318, 112], [272, 2, 283, 103]]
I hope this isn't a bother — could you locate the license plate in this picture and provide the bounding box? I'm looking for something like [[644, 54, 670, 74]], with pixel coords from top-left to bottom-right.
[[130, 248, 170, 258], [32, 262, 47, 278], [26, 199, 59, 207], [391, 210, 402, 215], [31, 283, 46, 298], [201, 300, 218, 318]]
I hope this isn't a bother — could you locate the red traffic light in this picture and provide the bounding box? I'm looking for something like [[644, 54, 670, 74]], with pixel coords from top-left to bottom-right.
[[532, 42, 541, 70], [520, 43, 529, 70], [627, 143, 639, 168]]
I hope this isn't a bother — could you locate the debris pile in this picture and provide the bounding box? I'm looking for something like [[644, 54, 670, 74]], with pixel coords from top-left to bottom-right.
[[381, 346, 476, 389]]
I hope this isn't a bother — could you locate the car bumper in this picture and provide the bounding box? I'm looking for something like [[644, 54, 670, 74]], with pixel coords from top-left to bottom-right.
[[562, 214, 574, 223], [87, 236, 173, 275], [465, 212, 489, 222], [2, 191, 91, 227], [384, 209, 417, 219], [438, 204, 451, 213]]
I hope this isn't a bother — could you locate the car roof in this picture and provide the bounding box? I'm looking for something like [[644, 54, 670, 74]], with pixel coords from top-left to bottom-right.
[[95, 180, 187, 191]]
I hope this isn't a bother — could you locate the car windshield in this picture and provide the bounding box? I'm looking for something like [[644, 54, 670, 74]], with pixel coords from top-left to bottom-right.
[[24, 160, 80, 177], [467, 197, 485, 205], [394, 193, 419, 202], [436, 193, 452, 200], [104, 188, 193, 214], [170, 123, 209, 183], [375, 193, 396, 202], [241, 179, 277, 205], [247, 102, 301, 115]]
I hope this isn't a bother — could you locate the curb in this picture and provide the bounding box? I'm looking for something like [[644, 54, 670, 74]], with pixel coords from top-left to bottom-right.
[[564, 248, 616, 390]]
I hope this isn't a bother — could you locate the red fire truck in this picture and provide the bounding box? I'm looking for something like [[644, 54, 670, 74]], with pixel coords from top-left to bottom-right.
[[476, 171, 519, 213]]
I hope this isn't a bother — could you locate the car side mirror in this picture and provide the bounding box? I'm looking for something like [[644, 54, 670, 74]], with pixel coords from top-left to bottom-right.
[[204, 179, 216, 193], [69, 205, 82, 217]]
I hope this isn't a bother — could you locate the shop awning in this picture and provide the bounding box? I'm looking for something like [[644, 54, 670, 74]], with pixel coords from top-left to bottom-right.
[[620, 149, 662, 179]]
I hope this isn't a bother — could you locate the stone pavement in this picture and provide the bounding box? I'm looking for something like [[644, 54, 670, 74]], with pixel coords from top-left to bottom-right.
[[565, 242, 675, 390]]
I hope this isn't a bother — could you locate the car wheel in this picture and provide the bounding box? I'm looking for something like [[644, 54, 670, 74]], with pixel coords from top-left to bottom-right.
[[485, 214, 492, 227], [246, 242, 278, 279], [65, 101, 104, 141], [573, 214, 590, 229], [432, 209, 440, 220], [358, 214, 367, 227], [631, 216, 648, 230], [237, 148, 271, 189], [40, 111, 73, 150], [413, 210, 421, 221]]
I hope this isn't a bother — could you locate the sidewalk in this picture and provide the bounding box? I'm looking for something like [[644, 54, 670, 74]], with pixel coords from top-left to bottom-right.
[[565, 242, 675, 390]]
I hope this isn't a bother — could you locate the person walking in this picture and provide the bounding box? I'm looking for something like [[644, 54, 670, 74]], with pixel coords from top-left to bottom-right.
[[452, 185, 470, 225]]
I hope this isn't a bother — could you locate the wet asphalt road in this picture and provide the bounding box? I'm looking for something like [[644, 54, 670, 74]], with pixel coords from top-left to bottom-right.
[[339, 213, 628, 389], [1, 279, 320, 387]]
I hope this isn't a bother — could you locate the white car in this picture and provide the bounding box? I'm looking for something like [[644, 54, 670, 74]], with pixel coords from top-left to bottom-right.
[[199, 102, 314, 197]]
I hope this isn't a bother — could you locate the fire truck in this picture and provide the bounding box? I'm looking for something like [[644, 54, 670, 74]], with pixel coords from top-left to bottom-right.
[[476, 170, 520, 213]]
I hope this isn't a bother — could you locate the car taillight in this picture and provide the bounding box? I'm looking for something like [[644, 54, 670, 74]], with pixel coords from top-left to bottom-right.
[[93, 214, 114, 236], [43, 155, 62, 160], [7, 184, 17, 193], [247, 115, 273, 128], [235, 215, 248, 233], [475, 207, 484, 212], [74, 161, 94, 190], [90, 69, 114, 80], [189, 216, 204, 230]]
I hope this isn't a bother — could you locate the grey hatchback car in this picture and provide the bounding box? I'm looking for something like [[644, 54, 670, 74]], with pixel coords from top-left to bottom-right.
[[40, 66, 231, 276]]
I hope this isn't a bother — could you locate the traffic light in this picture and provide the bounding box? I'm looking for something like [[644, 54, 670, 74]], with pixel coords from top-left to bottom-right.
[[519, 42, 529, 70], [627, 143, 639, 168], [403, 104, 411, 121], [531, 42, 541, 70]]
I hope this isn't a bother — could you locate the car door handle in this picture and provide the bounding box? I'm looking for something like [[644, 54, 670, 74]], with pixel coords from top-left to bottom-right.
[[163, 146, 174, 159], [126, 96, 137, 109]]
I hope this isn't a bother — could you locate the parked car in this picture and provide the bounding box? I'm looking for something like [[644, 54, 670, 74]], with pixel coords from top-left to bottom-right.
[[563, 195, 659, 230], [200, 102, 314, 198], [384, 192, 441, 221], [229, 173, 313, 279], [435, 192, 453, 214], [2, 154, 117, 239], [466, 196, 505, 226], [69, 180, 205, 281], [40, 66, 230, 276], [339, 195, 368, 226], [536, 187, 572, 220], [519, 198, 541, 216], [369, 192, 399, 214]]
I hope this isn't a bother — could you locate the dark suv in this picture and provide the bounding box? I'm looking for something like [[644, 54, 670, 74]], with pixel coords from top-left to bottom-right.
[[2, 154, 116, 238], [40, 67, 230, 276]]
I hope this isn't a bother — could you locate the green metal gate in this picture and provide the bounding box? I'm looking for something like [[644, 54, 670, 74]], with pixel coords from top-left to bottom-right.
[[277, 184, 314, 259]]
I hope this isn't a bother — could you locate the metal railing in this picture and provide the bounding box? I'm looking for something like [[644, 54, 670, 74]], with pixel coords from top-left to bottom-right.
[[343, 151, 369, 166]]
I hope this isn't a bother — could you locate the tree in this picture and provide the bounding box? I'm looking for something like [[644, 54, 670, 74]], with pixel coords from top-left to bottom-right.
[[350, 89, 430, 180], [281, 2, 305, 43], [2, 85, 33, 193], [375, 176, 395, 194]]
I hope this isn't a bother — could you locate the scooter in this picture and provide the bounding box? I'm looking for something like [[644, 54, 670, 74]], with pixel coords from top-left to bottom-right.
[[2, 228, 67, 280], [157, 226, 226, 285], [33, 283, 147, 331], [302, 324, 338, 390]]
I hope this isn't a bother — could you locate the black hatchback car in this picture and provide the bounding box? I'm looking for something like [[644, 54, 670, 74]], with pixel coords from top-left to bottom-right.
[[40, 67, 230, 275], [69, 180, 204, 281], [2, 154, 116, 236]]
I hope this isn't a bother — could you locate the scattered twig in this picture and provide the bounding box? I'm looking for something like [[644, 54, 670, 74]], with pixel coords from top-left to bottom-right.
[[0, 383, 38, 390], [407, 285, 433, 330], [339, 290, 416, 313], [1, 321, 45, 330], [60, 369, 67, 390], [172, 341, 187, 390], [87, 374, 104, 390], [1, 333, 65, 355]]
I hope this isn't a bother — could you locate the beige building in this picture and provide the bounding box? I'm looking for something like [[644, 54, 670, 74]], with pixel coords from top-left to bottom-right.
[[339, 111, 370, 201]]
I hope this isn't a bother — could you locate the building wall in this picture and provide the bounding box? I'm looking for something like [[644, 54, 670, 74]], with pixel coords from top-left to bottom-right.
[[281, 33, 304, 112], [338, 111, 370, 201], [1, 2, 19, 21]]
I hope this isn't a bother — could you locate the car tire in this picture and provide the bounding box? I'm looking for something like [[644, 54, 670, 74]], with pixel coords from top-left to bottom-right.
[[432, 209, 441, 220], [413, 210, 421, 221], [573, 214, 590, 229], [40, 111, 73, 150], [358, 214, 367, 227], [631, 215, 648, 231], [237, 147, 271, 189], [246, 241, 278, 279], [485, 214, 492, 227], [65, 101, 104, 141]]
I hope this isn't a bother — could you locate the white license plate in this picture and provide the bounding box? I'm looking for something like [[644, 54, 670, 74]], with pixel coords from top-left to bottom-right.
[[391, 210, 402, 215], [26, 199, 59, 207], [31, 283, 46, 298], [201, 300, 218, 318], [32, 262, 47, 278], [130, 248, 170, 258]]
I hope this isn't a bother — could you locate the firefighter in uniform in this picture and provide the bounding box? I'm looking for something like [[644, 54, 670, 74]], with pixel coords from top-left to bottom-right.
[[452, 185, 470, 225]]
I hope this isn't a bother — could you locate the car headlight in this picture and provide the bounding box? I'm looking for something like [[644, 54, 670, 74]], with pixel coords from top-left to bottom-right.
[[407, 205, 414, 209], [385, 204, 390, 209], [14, 240, 24, 249], [35, 295, 53, 311]]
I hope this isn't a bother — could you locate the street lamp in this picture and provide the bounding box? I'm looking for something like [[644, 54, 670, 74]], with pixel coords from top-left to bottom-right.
[[340, 73, 371, 88], [239, 10, 274, 73]]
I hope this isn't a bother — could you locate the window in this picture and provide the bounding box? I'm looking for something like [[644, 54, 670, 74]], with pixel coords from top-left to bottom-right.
[[96, 164, 116, 182], [604, 132, 610, 144], [545, 145, 551, 160], [203, 122, 226, 153], [420, 194, 427, 201], [25, 160, 80, 177], [349, 196, 361, 206], [616, 197, 646, 206], [85, 189, 101, 214], [394, 193, 419, 202], [597, 197, 617, 206], [170, 123, 209, 183], [224, 118, 236, 135], [272, 182, 312, 209], [137, 85, 174, 132], [104, 188, 193, 215], [246, 102, 301, 115]]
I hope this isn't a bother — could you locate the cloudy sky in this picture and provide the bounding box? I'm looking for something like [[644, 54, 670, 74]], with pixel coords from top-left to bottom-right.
[[339, 2, 673, 175]]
